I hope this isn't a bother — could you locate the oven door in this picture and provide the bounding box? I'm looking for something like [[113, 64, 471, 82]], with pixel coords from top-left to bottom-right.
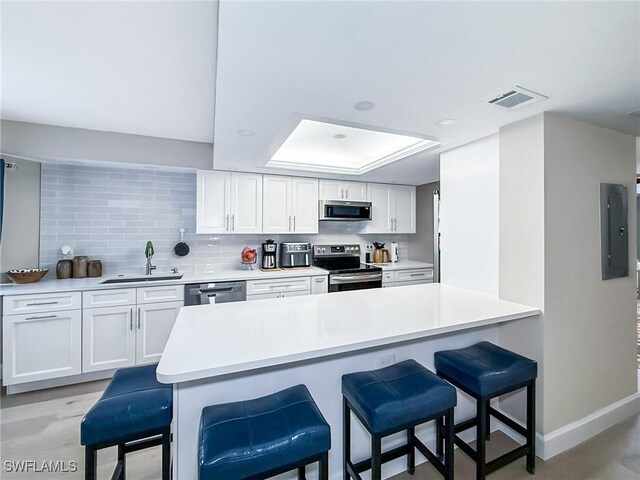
[[329, 272, 382, 292], [319, 200, 372, 221]]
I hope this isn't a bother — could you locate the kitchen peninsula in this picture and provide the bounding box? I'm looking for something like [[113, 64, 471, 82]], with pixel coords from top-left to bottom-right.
[[157, 283, 539, 479]]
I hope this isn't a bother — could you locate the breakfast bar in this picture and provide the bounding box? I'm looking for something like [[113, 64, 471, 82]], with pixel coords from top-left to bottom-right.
[[157, 283, 539, 479]]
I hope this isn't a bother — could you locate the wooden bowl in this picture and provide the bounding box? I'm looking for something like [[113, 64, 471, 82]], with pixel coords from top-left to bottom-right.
[[5, 269, 49, 284]]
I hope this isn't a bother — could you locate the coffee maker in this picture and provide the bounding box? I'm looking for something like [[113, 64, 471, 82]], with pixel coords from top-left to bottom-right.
[[261, 239, 277, 270]]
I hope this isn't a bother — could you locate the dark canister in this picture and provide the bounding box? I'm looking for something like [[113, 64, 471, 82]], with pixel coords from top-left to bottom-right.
[[72, 256, 89, 278], [56, 259, 73, 279], [87, 260, 103, 278]]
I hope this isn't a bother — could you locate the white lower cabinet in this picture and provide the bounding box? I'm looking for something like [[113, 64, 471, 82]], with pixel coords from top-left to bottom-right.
[[2, 310, 82, 385], [380, 269, 434, 288], [136, 301, 183, 365], [246, 276, 312, 300], [83, 305, 136, 372], [82, 287, 183, 373], [311, 276, 329, 294]]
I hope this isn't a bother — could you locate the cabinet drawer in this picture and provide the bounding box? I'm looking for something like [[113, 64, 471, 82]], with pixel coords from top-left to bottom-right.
[[3, 291, 81, 315], [395, 279, 433, 287], [382, 271, 395, 284], [394, 269, 434, 283], [136, 285, 184, 304], [247, 276, 311, 295], [83, 289, 136, 308]]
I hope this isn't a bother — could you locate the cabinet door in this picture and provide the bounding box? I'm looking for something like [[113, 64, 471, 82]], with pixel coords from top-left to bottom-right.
[[263, 175, 292, 233], [311, 276, 328, 294], [291, 177, 319, 233], [318, 180, 343, 200], [231, 173, 263, 234], [342, 182, 367, 201], [83, 306, 136, 373], [3, 310, 81, 385], [136, 301, 183, 365], [393, 185, 416, 233], [365, 183, 393, 233], [197, 170, 231, 234]]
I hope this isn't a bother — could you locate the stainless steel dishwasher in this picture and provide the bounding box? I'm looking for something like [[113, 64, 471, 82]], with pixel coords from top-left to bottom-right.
[[184, 281, 247, 305]]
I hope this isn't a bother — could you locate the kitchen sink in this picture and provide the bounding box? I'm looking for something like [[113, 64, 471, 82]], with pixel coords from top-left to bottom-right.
[[101, 274, 183, 284]]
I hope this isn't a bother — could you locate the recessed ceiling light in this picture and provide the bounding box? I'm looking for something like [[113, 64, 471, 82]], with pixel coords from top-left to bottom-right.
[[237, 129, 255, 137], [353, 101, 375, 112], [266, 119, 439, 175], [436, 119, 457, 127]]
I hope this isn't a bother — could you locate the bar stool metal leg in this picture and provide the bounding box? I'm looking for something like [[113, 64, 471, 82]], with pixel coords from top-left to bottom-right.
[[526, 381, 536, 474], [436, 416, 444, 458], [371, 435, 382, 480], [117, 444, 126, 480], [444, 408, 454, 480], [297, 465, 306, 479], [407, 426, 416, 474], [162, 427, 171, 480], [319, 452, 329, 480], [343, 397, 351, 480], [476, 398, 488, 480], [85, 446, 96, 480]]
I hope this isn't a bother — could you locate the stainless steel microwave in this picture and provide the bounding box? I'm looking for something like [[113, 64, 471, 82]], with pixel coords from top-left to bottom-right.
[[319, 200, 372, 221]]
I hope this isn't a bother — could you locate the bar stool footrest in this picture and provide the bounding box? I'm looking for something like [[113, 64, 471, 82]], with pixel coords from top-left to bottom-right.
[[487, 407, 527, 437]]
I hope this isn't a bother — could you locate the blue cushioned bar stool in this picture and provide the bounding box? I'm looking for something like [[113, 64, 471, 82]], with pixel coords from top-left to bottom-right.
[[80, 364, 172, 480], [342, 359, 457, 480], [198, 384, 330, 480], [434, 342, 537, 480]]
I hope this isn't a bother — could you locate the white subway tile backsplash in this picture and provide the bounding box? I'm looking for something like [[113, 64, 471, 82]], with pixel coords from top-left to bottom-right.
[[40, 163, 411, 275]]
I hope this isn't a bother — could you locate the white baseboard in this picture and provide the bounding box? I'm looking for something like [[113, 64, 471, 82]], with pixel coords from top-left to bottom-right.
[[496, 392, 640, 461], [4, 369, 115, 394]]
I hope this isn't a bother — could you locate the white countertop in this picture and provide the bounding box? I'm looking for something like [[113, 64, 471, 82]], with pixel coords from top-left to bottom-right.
[[0, 267, 329, 296], [365, 260, 434, 271], [157, 283, 539, 384]]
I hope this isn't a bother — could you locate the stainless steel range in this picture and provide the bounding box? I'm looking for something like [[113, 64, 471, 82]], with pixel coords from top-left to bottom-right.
[[312, 244, 382, 292]]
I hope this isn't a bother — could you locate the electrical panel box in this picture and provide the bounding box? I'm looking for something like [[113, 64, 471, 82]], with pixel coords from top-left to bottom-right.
[[600, 183, 628, 280]]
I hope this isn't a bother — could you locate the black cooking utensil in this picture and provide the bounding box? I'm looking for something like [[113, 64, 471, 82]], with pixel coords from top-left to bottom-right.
[[174, 227, 190, 257]]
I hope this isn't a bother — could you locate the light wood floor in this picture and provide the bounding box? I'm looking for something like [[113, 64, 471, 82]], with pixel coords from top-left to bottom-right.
[[1, 381, 638, 480]]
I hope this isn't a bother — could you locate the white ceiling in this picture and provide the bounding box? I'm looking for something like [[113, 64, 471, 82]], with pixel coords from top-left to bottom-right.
[[2, 1, 639, 184], [1, 1, 217, 143]]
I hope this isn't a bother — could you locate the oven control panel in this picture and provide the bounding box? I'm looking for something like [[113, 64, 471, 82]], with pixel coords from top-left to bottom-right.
[[313, 244, 360, 256]]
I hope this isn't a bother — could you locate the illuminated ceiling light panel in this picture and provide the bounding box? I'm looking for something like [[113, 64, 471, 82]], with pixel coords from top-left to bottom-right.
[[266, 119, 439, 175]]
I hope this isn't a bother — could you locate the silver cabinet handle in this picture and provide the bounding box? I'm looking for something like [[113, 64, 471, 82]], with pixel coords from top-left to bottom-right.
[[409, 272, 426, 277], [26, 301, 58, 306], [394, 218, 397, 231], [130, 308, 133, 331], [25, 314, 57, 321], [231, 214, 235, 232], [137, 307, 141, 329], [315, 277, 324, 282], [390, 218, 393, 230], [293, 215, 296, 231], [225, 214, 229, 231], [288, 215, 292, 231], [269, 284, 292, 289]]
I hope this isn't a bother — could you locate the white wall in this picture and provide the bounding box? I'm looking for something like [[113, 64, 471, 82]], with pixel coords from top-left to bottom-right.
[[439, 135, 499, 294], [499, 113, 637, 441]]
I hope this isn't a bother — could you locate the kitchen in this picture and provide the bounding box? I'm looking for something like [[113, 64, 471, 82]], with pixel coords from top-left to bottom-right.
[[1, 1, 639, 480]]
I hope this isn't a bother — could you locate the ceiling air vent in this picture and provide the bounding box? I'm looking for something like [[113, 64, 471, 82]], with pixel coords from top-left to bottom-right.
[[487, 86, 548, 110]]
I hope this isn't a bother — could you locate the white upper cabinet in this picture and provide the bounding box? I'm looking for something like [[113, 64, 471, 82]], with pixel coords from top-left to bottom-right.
[[230, 173, 263, 233], [197, 170, 262, 234], [197, 170, 230, 234], [263, 175, 318, 234], [291, 177, 319, 233], [319, 180, 367, 201], [393, 185, 416, 233], [365, 184, 416, 234]]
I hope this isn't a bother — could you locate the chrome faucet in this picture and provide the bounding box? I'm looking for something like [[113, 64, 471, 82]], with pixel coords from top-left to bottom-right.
[[145, 241, 156, 275]]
